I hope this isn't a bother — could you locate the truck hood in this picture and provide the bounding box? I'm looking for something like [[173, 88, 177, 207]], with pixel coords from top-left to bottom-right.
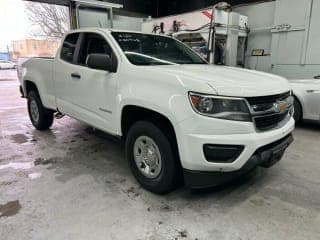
[[155, 64, 290, 97]]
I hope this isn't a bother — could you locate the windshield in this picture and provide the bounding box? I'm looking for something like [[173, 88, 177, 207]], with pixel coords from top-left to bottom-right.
[[111, 32, 207, 66]]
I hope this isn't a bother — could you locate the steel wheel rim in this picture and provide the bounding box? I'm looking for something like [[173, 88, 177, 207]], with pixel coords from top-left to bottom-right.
[[133, 136, 162, 179], [30, 100, 39, 123]]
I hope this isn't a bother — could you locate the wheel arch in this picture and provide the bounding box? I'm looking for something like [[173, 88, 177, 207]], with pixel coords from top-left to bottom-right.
[[120, 105, 182, 165], [121, 105, 177, 139], [23, 80, 39, 97]]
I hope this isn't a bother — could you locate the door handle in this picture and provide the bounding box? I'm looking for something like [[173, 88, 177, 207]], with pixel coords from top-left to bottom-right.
[[314, 75, 320, 79], [71, 73, 81, 79]]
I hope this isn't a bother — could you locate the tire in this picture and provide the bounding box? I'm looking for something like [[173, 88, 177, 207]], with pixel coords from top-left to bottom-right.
[[125, 121, 180, 194], [293, 97, 302, 123], [27, 91, 54, 130]]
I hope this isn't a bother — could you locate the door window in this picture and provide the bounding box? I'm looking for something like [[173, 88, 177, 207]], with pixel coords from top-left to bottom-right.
[[61, 33, 80, 63], [77, 33, 112, 66]]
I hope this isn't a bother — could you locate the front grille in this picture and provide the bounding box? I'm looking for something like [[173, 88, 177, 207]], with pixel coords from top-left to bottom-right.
[[246, 91, 290, 105], [253, 111, 288, 131], [246, 91, 291, 131]]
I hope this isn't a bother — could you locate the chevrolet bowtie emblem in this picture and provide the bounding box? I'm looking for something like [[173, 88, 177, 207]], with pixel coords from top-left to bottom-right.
[[273, 101, 288, 113]]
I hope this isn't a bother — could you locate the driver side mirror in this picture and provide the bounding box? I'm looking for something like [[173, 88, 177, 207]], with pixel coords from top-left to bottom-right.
[[87, 53, 117, 72]]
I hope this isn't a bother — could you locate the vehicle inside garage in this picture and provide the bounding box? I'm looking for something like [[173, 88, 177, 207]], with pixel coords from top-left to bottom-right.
[[0, 0, 319, 239]]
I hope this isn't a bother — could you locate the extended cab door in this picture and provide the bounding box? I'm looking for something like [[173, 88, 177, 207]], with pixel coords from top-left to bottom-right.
[[54, 32, 83, 116], [54, 31, 118, 133]]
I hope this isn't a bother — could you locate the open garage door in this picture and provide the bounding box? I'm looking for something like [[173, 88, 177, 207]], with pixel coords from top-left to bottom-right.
[[70, 0, 123, 29], [24, 0, 144, 31]]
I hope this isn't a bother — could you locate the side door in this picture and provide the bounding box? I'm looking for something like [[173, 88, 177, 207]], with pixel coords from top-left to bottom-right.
[[65, 32, 119, 133], [54, 32, 83, 116]]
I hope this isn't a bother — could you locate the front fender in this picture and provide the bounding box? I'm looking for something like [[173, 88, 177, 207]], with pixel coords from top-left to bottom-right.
[[112, 65, 217, 135], [115, 95, 192, 136], [113, 72, 197, 135]]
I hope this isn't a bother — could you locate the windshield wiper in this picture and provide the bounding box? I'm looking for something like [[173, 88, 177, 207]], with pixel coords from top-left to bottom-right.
[[124, 51, 177, 65]]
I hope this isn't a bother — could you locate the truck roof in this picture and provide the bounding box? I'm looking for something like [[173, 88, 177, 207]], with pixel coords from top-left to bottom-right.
[[65, 28, 165, 37]]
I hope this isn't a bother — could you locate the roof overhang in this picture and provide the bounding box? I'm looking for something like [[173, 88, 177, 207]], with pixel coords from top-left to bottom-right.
[[75, 0, 122, 8], [23, 0, 70, 5], [23, 0, 123, 8]]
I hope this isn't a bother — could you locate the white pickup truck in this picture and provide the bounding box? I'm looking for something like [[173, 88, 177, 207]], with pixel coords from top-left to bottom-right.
[[20, 28, 295, 193]]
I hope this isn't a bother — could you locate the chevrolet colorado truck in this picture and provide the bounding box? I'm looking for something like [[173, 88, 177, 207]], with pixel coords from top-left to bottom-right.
[[20, 29, 295, 193]]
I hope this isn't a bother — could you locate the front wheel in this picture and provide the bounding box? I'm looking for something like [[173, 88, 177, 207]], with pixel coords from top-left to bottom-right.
[[125, 121, 180, 194], [27, 91, 54, 130]]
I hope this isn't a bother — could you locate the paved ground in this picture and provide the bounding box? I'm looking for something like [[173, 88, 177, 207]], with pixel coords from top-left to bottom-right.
[[0, 70, 319, 240]]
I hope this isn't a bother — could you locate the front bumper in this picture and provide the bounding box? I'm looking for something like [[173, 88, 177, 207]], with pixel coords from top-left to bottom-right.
[[184, 134, 293, 188], [175, 115, 295, 172]]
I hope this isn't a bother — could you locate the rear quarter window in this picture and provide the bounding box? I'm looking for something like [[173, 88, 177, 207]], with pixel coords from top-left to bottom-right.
[[60, 33, 79, 63]]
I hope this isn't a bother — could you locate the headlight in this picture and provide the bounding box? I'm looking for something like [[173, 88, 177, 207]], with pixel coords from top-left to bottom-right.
[[189, 92, 251, 121]]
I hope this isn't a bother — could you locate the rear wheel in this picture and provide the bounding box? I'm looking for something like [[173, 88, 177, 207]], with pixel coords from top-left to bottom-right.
[[125, 121, 180, 194], [293, 97, 302, 123], [27, 91, 54, 130]]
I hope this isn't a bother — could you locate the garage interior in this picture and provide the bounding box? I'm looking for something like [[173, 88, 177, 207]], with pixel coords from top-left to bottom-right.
[[0, 0, 320, 239]]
